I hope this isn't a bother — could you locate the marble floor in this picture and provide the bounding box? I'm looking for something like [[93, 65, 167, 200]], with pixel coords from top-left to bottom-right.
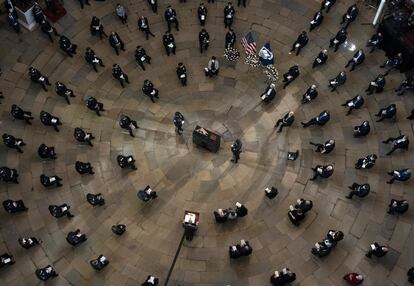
[[0, 0, 413, 285]]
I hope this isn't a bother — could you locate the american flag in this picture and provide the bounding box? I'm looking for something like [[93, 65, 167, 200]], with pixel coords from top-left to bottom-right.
[[241, 32, 256, 55]]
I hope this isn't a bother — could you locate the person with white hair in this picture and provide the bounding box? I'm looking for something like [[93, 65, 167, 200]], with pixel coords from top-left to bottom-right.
[[205, 56, 219, 77], [260, 83, 276, 103], [274, 111, 294, 133], [301, 85, 318, 103], [312, 49, 328, 68]]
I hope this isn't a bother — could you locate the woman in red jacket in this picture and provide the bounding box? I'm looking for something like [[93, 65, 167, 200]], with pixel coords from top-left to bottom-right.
[[344, 273, 364, 285]]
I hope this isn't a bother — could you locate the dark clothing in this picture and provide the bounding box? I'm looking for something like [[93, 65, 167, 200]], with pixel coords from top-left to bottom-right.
[[290, 32, 308, 56], [109, 33, 125, 55], [7, 13, 20, 33], [40, 20, 59, 42], [119, 115, 139, 137], [310, 165, 333, 180], [90, 17, 107, 39], [59, 36, 77, 57], [176, 65, 187, 86], [320, 0, 336, 13], [231, 139, 242, 163], [40, 174, 62, 187], [38, 144, 56, 160], [261, 85, 276, 103], [224, 5, 235, 28], [3, 134, 25, 153], [366, 75, 385, 94], [375, 104, 396, 122], [75, 161, 94, 175], [142, 81, 159, 102], [198, 5, 207, 26], [163, 33, 176, 56], [164, 8, 179, 32], [355, 154, 377, 169], [112, 65, 129, 88], [55, 82, 74, 104], [388, 199, 409, 214], [32, 4, 45, 23], [345, 50, 365, 71], [0, 167, 19, 184], [11, 105, 33, 124], [225, 31, 236, 49], [173, 112, 184, 134], [342, 95, 364, 115], [29, 68, 51, 91], [346, 183, 370, 199], [147, 0, 157, 13], [302, 86, 318, 103], [135, 47, 151, 70], [328, 72, 346, 92], [367, 32, 383, 53], [310, 140, 335, 154], [138, 17, 155, 40], [282, 66, 300, 89], [383, 135, 409, 155], [199, 30, 210, 53], [40, 111, 61, 132], [366, 243, 388, 258], [302, 111, 330, 127], [329, 29, 347, 52], [341, 5, 359, 29], [380, 53, 403, 75], [387, 168, 411, 184], [85, 48, 104, 72], [313, 51, 328, 68], [238, 0, 246, 7], [310, 11, 323, 31], [275, 112, 294, 133], [86, 97, 105, 116], [117, 155, 137, 170], [74, 127, 94, 146], [354, 121, 370, 137]]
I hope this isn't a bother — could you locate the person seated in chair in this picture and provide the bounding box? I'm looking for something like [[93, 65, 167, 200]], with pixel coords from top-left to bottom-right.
[[309, 11, 323, 31], [274, 111, 294, 133], [10, 104, 33, 125], [59, 35, 77, 57], [380, 52, 402, 75], [282, 64, 300, 89], [340, 4, 359, 29], [142, 80, 159, 102], [74, 127, 95, 147], [204, 56, 219, 77], [288, 205, 305, 226], [387, 199, 409, 214], [66, 229, 87, 246], [85, 47, 105, 72], [301, 85, 318, 104], [135, 46, 151, 70], [239, 239, 252, 256], [35, 265, 58, 281], [86, 193, 105, 206], [387, 168, 411, 184], [295, 198, 313, 213], [117, 155, 137, 170], [309, 139, 335, 154], [137, 185, 158, 202], [109, 31, 125, 55], [375, 104, 396, 122], [235, 202, 248, 217], [260, 83, 276, 103], [18, 236, 41, 249], [270, 268, 296, 286], [342, 95, 364, 115], [75, 161, 94, 175], [395, 75, 414, 96], [310, 164, 334, 180], [86, 96, 105, 116], [229, 244, 241, 259], [40, 174, 62, 187], [55, 81, 75, 104], [142, 275, 159, 286], [40, 111, 62, 132], [382, 134, 409, 155], [3, 199, 27, 213], [366, 74, 385, 94], [0, 253, 15, 268], [176, 62, 187, 86], [329, 28, 347, 52], [112, 224, 126, 236], [290, 31, 308, 56], [0, 166, 19, 184], [320, 0, 336, 13], [265, 187, 278, 199], [346, 183, 370, 199], [355, 154, 377, 169], [353, 121, 370, 137], [163, 31, 176, 56], [312, 49, 328, 68], [38, 144, 56, 160], [366, 242, 388, 258], [112, 64, 129, 88], [90, 16, 107, 39], [2, 133, 25, 153], [28, 67, 51, 91], [301, 110, 330, 127], [48, 204, 74, 218], [366, 32, 383, 53], [90, 255, 109, 270], [119, 114, 139, 137], [328, 71, 346, 92]]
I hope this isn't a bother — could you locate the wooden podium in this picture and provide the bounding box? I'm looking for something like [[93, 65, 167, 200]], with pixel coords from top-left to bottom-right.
[[192, 126, 221, 153]]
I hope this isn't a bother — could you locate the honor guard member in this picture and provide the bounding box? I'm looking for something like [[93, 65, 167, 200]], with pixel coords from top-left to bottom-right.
[[135, 46, 151, 70], [55, 81, 75, 104], [176, 62, 187, 86], [329, 28, 347, 52], [112, 64, 129, 88], [198, 3, 207, 26], [119, 114, 139, 137], [11, 104, 33, 124], [204, 56, 219, 77], [86, 97, 105, 116], [310, 11, 323, 31], [163, 31, 176, 56], [353, 121, 370, 137], [7, 12, 20, 33], [59, 35, 77, 57], [366, 32, 383, 53], [164, 5, 179, 32], [142, 80, 159, 102], [90, 16, 107, 39], [40, 174, 63, 187], [320, 0, 336, 13], [380, 52, 402, 75], [383, 134, 409, 155], [40, 19, 59, 43], [301, 110, 330, 127], [3, 134, 25, 153], [341, 4, 359, 29], [147, 0, 157, 13], [225, 29, 236, 49], [282, 64, 300, 89], [341, 95, 364, 115], [290, 31, 308, 56], [199, 29, 210, 53], [138, 16, 155, 40], [328, 71, 346, 92], [345, 49, 365, 71], [274, 111, 294, 133], [85, 47, 105, 72], [375, 104, 396, 122], [366, 74, 385, 94], [109, 31, 125, 55], [40, 111, 62, 132], [173, 111, 184, 134], [29, 67, 51, 91], [74, 127, 95, 146], [310, 139, 335, 154], [231, 139, 242, 163], [117, 155, 137, 170], [115, 3, 127, 24], [302, 85, 318, 104], [312, 49, 328, 68], [224, 2, 235, 28]]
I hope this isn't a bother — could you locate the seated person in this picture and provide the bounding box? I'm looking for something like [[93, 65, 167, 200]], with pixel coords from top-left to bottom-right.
[[341, 95, 364, 115], [387, 199, 409, 214], [366, 32, 383, 53], [395, 75, 414, 96], [48, 204, 74, 218], [309, 139, 335, 154], [0, 166, 19, 183], [112, 224, 126, 236], [74, 127, 94, 147], [40, 111, 62, 132], [366, 74, 385, 94], [261, 83, 276, 103], [239, 239, 252, 256], [353, 121, 370, 137], [2, 133, 25, 153], [142, 275, 159, 286], [301, 85, 318, 104], [90, 255, 109, 270], [18, 237, 41, 249], [355, 154, 377, 169], [312, 49, 328, 68], [66, 229, 87, 246], [35, 265, 58, 281], [301, 110, 330, 127], [86, 193, 105, 206], [214, 208, 229, 223], [346, 183, 370, 199], [38, 144, 57, 159], [11, 104, 34, 124], [288, 205, 305, 226], [387, 168, 411, 184], [235, 202, 248, 217], [366, 242, 388, 258], [407, 267, 414, 284], [0, 253, 15, 267], [310, 164, 334, 180], [382, 134, 409, 155], [344, 273, 364, 286], [137, 185, 157, 202], [75, 161, 94, 175], [265, 187, 278, 199], [204, 56, 219, 77], [328, 71, 346, 92], [3, 199, 28, 213], [375, 104, 396, 122], [326, 230, 344, 242], [274, 111, 294, 133], [282, 64, 300, 89], [270, 268, 296, 286], [229, 245, 241, 259], [294, 198, 313, 213], [183, 212, 199, 241], [117, 155, 137, 170]]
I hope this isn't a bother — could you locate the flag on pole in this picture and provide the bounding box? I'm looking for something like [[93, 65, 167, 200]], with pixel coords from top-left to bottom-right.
[[258, 42, 274, 66], [241, 32, 257, 55]]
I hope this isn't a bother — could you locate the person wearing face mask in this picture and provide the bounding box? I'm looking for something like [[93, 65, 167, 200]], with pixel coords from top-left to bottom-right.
[[164, 5, 179, 32], [301, 85, 318, 103], [328, 71, 346, 92], [312, 49, 328, 68], [2, 133, 25, 153], [138, 15, 155, 40], [309, 11, 323, 31], [198, 3, 207, 26], [289, 31, 308, 56], [341, 95, 364, 115], [224, 2, 235, 28], [301, 110, 330, 128], [309, 139, 335, 154], [274, 111, 294, 133], [310, 164, 334, 180], [261, 83, 276, 103], [329, 29, 347, 52], [109, 31, 125, 55], [204, 56, 219, 77], [365, 74, 385, 94], [85, 47, 105, 72]]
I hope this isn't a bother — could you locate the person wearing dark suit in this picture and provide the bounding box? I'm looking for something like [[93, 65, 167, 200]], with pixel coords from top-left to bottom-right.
[[353, 121, 370, 137], [274, 111, 294, 133], [49, 204, 74, 218], [366, 242, 388, 258], [366, 74, 385, 94], [380, 52, 402, 75], [198, 3, 207, 26], [224, 2, 235, 28], [310, 11, 323, 31], [225, 29, 236, 49], [341, 95, 364, 115], [375, 104, 396, 122], [320, 0, 336, 13], [345, 49, 365, 71], [0, 167, 19, 184], [138, 16, 155, 40], [85, 48, 104, 72], [341, 4, 359, 29], [40, 111, 62, 132], [173, 112, 185, 134], [135, 46, 151, 70], [75, 161, 94, 175], [119, 114, 139, 137], [112, 64, 129, 88], [176, 63, 187, 86], [366, 32, 383, 53], [310, 139, 335, 154], [346, 183, 370, 199], [163, 31, 176, 56], [59, 35, 77, 57], [115, 3, 127, 24], [383, 134, 409, 155], [109, 32, 125, 55], [388, 199, 409, 214], [142, 275, 159, 286], [290, 31, 308, 56], [86, 97, 105, 116], [147, 0, 157, 13], [10, 104, 33, 124], [301, 110, 330, 127], [142, 80, 159, 102], [355, 154, 377, 169], [2, 134, 25, 153], [395, 74, 414, 96], [40, 19, 59, 42], [310, 164, 334, 180], [32, 2, 45, 23], [199, 29, 210, 53], [55, 81, 75, 104], [164, 5, 179, 32], [270, 268, 296, 286], [74, 127, 95, 146], [312, 49, 328, 68], [301, 85, 318, 103], [29, 67, 51, 91], [38, 144, 57, 160], [328, 71, 346, 92], [40, 174, 62, 187], [90, 16, 107, 39], [7, 12, 20, 33], [329, 29, 347, 52], [261, 83, 276, 103], [282, 65, 300, 89], [231, 139, 242, 163], [408, 267, 414, 284], [387, 168, 411, 184]]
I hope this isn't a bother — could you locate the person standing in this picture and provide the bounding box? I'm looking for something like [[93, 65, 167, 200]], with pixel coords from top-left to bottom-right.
[[173, 111, 184, 134], [78, 0, 90, 9], [198, 3, 207, 26], [147, 0, 157, 13], [85, 47, 105, 72], [135, 46, 151, 70], [225, 29, 236, 49], [231, 139, 242, 163], [224, 2, 235, 28], [138, 16, 155, 40]]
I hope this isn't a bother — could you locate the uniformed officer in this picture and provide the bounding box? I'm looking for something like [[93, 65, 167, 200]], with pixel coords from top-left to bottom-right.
[[366, 74, 385, 94], [164, 5, 179, 32], [55, 81, 75, 104], [301, 110, 330, 127], [225, 29, 236, 49], [341, 95, 364, 115], [29, 67, 51, 91], [199, 29, 210, 53], [290, 31, 308, 56], [10, 104, 33, 124], [40, 111, 62, 132], [163, 31, 176, 56], [59, 35, 77, 57], [135, 46, 151, 70], [224, 2, 235, 28], [282, 64, 300, 89], [74, 127, 95, 146], [345, 49, 365, 71], [301, 85, 318, 104], [382, 134, 409, 155], [312, 49, 328, 68], [85, 47, 105, 72], [138, 16, 155, 40], [90, 16, 107, 39], [112, 64, 129, 88], [329, 29, 347, 52], [176, 62, 187, 86], [173, 111, 184, 134], [86, 97, 105, 116], [328, 71, 346, 92], [109, 31, 125, 55], [274, 111, 294, 133], [2, 133, 25, 153], [142, 80, 159, 102], [198, 3, 207, 26]]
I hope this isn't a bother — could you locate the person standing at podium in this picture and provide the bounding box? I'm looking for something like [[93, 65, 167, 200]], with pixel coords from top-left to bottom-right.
[[231, 139, 242, 163]]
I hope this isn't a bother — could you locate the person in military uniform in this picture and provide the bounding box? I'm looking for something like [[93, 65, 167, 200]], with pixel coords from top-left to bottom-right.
[[29, 67, 51, 91], [198, 3, 207, 26]]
